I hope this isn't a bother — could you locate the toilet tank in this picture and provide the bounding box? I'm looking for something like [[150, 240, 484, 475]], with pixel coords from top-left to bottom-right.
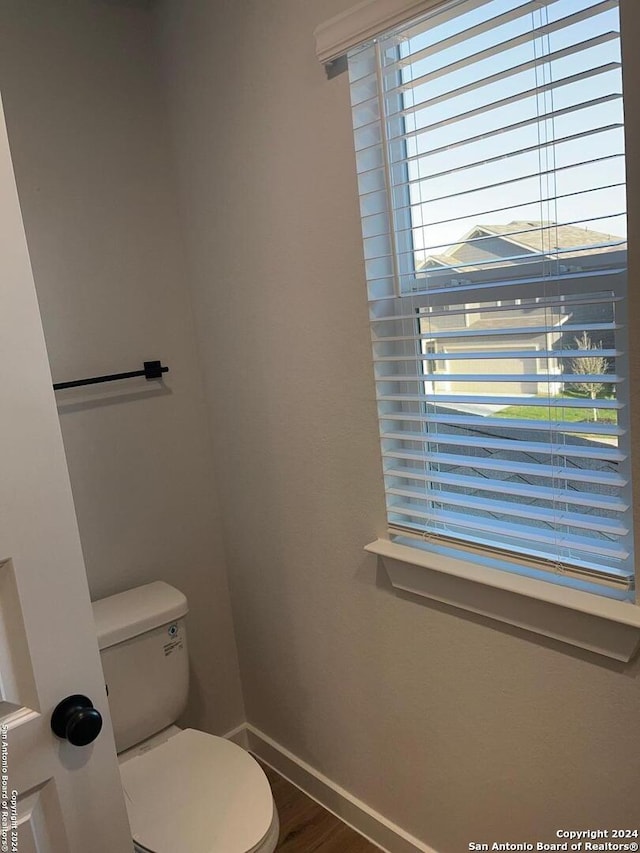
[[92, 582, 189, 754]]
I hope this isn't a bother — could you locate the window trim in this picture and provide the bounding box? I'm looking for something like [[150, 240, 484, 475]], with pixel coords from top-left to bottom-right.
[[314, 0, 454, 64], [366, 537, 640, 661]]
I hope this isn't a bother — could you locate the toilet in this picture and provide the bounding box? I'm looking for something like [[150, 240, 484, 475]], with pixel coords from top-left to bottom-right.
[[92, 581, 279, 853]]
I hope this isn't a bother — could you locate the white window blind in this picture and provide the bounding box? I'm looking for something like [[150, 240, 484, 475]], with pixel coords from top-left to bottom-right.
[[348, 0, 634, 596]]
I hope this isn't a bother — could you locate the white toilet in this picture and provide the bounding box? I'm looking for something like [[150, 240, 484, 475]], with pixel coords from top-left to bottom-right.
[[92, 581, 279, 853]]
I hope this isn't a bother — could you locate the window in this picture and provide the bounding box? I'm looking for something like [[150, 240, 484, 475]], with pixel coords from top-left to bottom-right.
[[347, 0, 633, 599]]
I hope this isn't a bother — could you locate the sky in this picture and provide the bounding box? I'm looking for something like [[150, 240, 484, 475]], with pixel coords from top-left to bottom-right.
[[381, 0, 626, 265]]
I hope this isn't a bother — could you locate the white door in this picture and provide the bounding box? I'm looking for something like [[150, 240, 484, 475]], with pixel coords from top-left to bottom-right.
[[0, 94, 132, 851]]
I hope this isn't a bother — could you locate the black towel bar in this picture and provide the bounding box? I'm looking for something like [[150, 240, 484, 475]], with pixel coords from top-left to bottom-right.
[[53, 360, 169, 391]]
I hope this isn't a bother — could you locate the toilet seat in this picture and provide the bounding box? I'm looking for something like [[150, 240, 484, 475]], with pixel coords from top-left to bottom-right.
[[119, 728, 277, 853]]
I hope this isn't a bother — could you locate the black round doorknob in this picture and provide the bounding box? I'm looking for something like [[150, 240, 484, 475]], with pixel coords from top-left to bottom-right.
[[51, 694, 103, 746]]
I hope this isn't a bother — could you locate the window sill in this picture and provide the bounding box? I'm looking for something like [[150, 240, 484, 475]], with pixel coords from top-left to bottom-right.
[[366, 539, 640, 662]]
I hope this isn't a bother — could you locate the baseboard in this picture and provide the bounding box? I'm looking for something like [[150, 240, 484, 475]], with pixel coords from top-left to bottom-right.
[[221, 721, 250, 749], [226, 722, 436, 853]]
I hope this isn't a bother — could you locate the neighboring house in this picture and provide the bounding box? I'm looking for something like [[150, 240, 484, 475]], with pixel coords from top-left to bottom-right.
[[406, 222, 625, 534], [419, 301, 568, 396], [416, 221, 623, 396], [422, 220, 623, 269]]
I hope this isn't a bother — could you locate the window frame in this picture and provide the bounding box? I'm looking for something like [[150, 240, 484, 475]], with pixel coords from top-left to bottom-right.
[[340, 0, 640, 659]]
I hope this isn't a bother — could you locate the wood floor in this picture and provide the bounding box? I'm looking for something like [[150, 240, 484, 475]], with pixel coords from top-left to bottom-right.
[[261, 763, 380, 852]]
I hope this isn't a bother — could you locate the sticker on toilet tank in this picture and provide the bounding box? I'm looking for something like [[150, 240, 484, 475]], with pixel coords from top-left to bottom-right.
[[163, 624, 183, 656]]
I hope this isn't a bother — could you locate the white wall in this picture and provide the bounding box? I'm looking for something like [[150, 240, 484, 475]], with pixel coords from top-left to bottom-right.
[[156, 1, 640, 850], [0, 0, 244, 736]]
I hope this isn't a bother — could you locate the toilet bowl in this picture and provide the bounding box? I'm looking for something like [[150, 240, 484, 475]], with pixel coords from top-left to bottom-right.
[[92, 582, 279, 853], [118, 728, 279, 853]]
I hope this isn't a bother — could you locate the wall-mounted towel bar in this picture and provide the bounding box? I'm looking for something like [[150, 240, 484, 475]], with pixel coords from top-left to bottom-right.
[[53, 360, 169, 391]]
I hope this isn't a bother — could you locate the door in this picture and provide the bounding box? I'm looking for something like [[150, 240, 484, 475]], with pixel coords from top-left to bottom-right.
[[0, 94, 132, 850]]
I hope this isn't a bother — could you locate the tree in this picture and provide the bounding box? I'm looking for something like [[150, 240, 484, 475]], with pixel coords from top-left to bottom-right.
[[569, 331, 610, 422]]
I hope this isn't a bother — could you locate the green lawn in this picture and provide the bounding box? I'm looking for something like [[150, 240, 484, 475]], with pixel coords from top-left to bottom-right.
[[497, 404, 617, 424]]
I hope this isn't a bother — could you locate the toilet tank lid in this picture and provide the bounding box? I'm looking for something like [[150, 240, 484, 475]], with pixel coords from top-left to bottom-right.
[[92, 582, 188, 650]]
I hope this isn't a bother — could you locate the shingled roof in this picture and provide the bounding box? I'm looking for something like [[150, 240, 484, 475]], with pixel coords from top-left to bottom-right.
[[419, 221, 626, 270], [472, 221, 624, 255]]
